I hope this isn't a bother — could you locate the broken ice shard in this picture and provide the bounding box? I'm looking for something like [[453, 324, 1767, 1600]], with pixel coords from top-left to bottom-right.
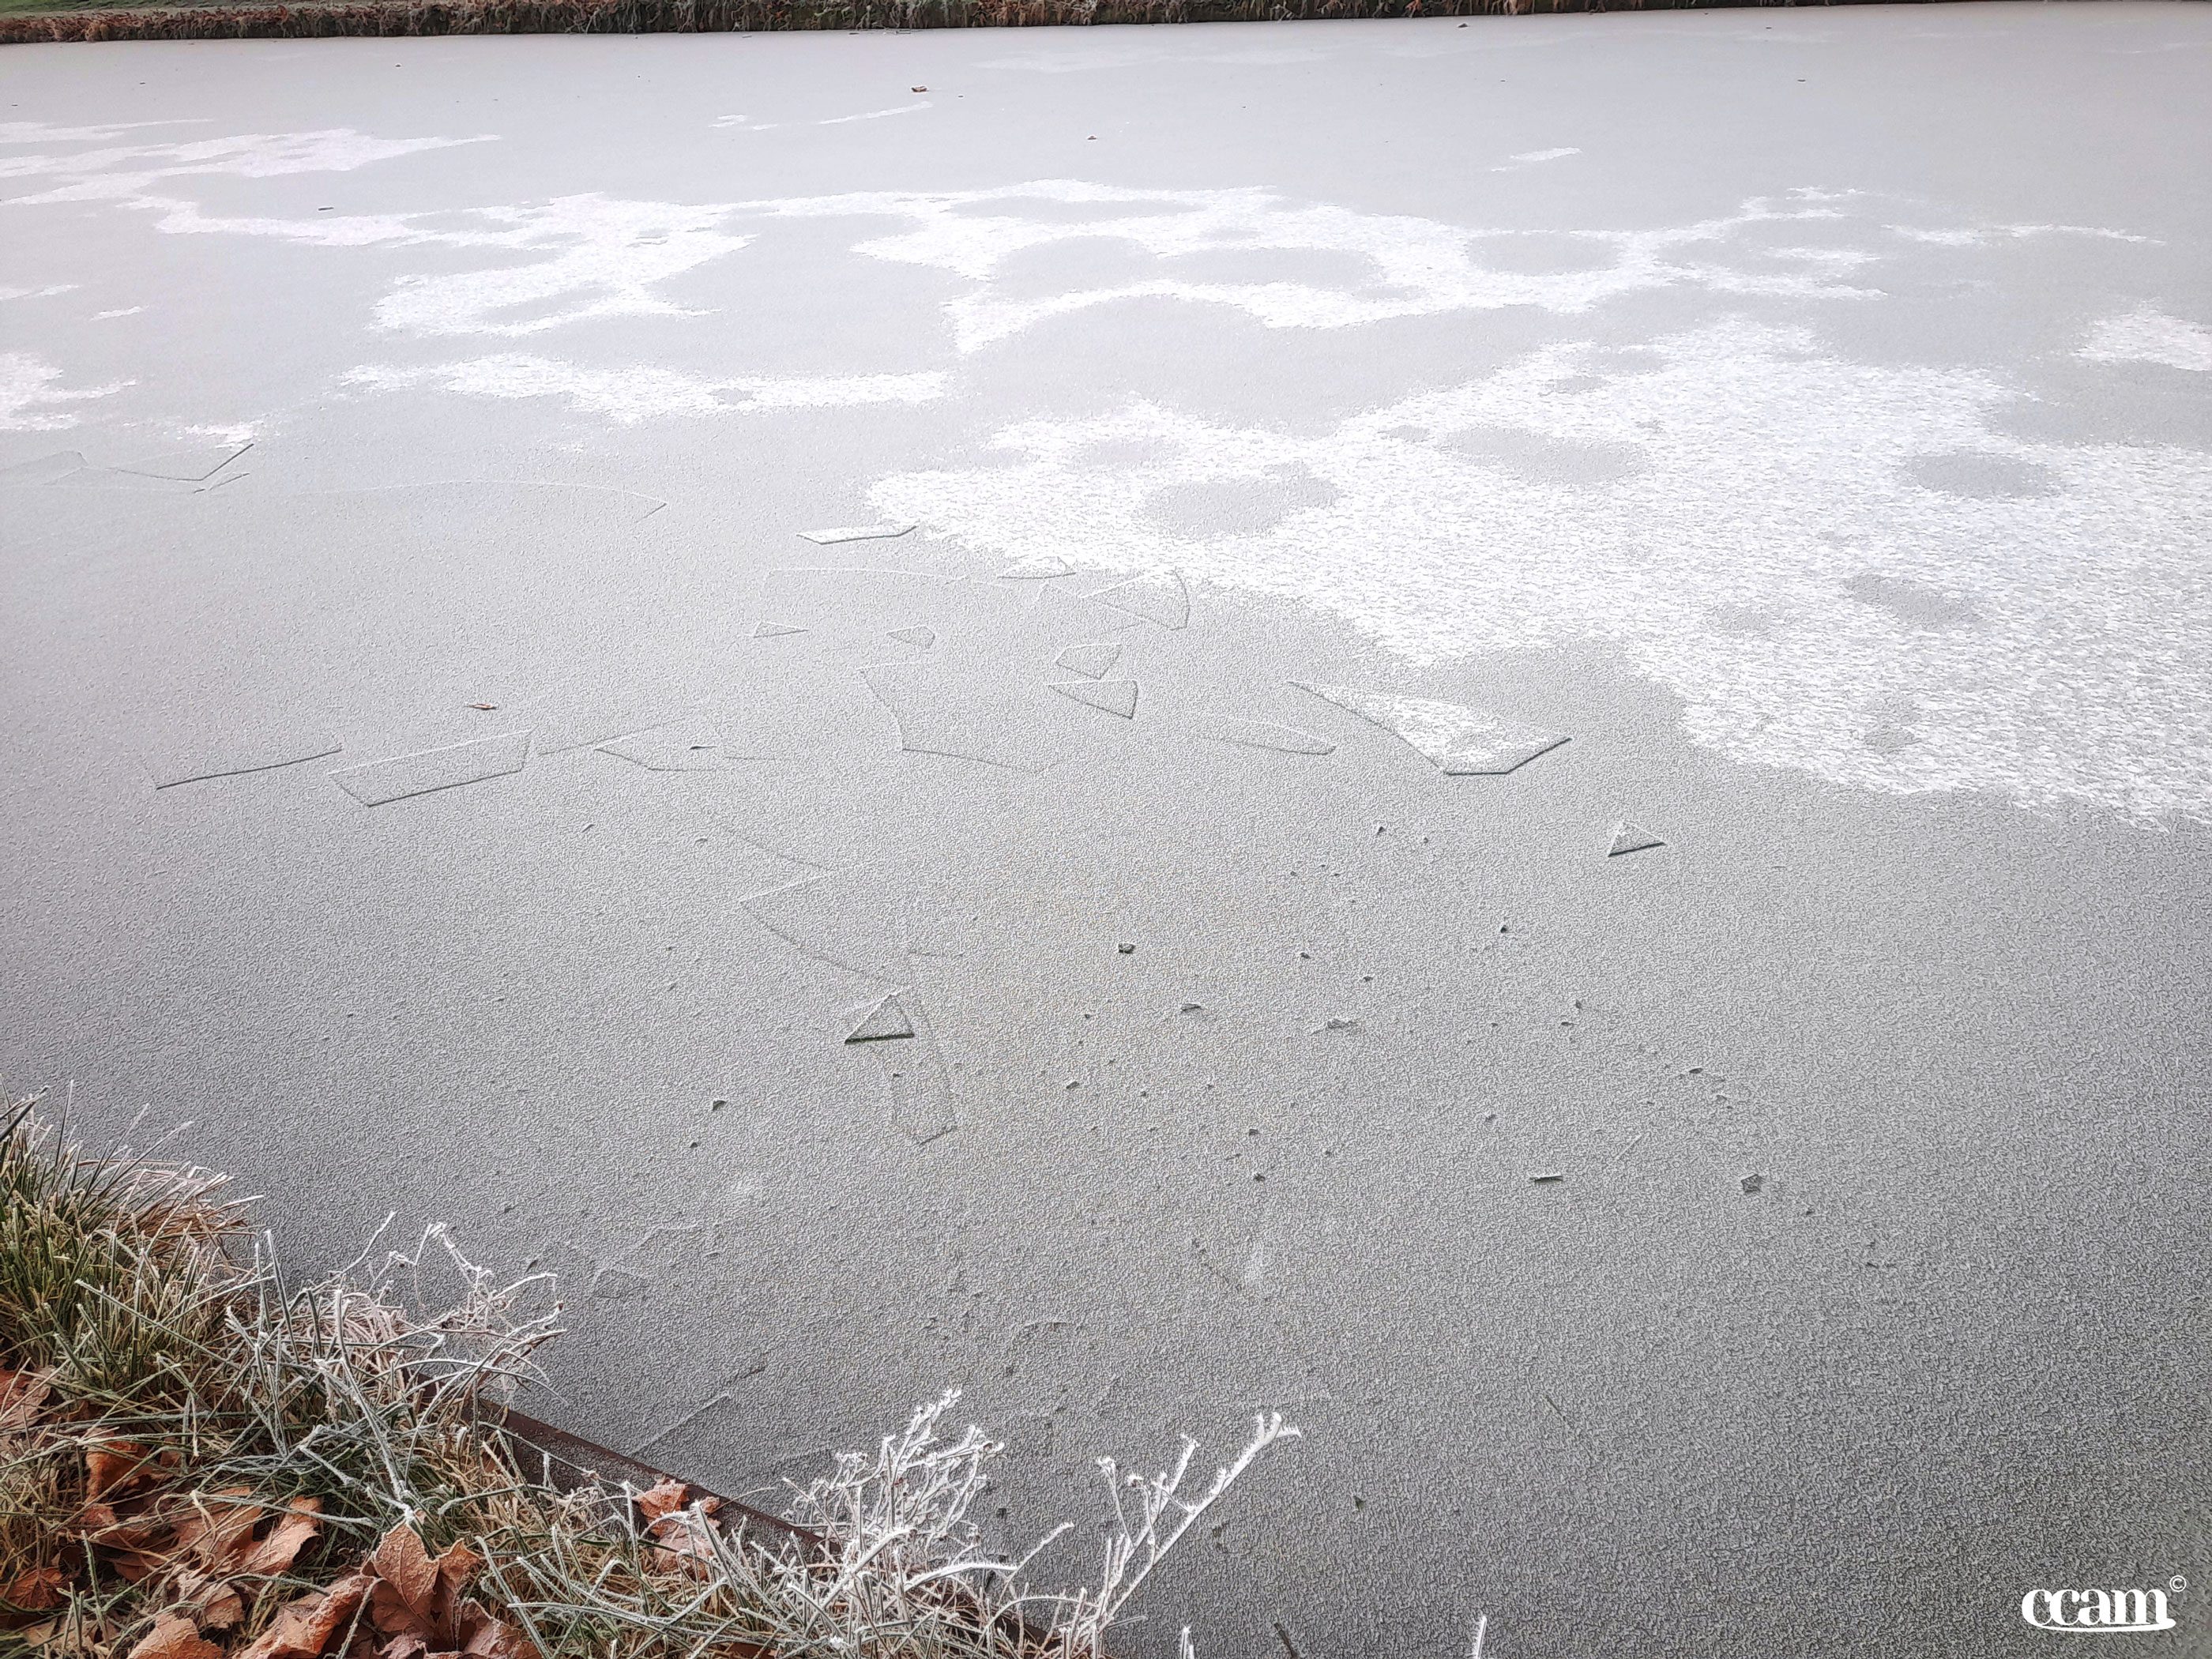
[[1191, 714, 1334, 755], [845, 992, 917, 1043], [329, 732, 530, 805], [1051, 679, 1138, 719], [147, 732, 343, 788], [798, 523, 915, 545], [1292, 683, 1566, 774], [597, 719, 725, 771], [1606, 822, 1666, 857], [1090, 569, 1190, 630], [1055, 641, 1123, 679]]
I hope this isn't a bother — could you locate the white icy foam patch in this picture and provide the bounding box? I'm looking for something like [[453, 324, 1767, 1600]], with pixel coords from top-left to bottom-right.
[[0, 352, 130, 431], [869, 318, 2212, 826], [345, 356, 944, 422], [2080, 307, 2212, 373], [0, 127, 487, 206]]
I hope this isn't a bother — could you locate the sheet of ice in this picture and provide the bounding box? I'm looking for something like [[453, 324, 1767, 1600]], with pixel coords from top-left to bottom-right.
[[328, 732, 530, 806], [861, 660, 1072, 773], [739, 871, 908, 982]]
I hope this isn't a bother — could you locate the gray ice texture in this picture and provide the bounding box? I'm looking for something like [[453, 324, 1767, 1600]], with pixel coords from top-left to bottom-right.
[[3, 7, 2210, 1656]]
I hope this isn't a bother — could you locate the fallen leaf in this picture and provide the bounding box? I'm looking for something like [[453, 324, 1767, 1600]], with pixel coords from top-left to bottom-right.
[[634, 1478, 689, 1524], [0, 1367, 53, 1431], [86, 1440, 152, 1501], [911, 85, 927, 91], [198, 1586, 245, 1630], [240, 1496, 323, 1576], [457, 1601, 533, 1658], [4, 1567, 65, 1609], [431, 1537, 479, 1596], [235, 1569, 375, 1659], [175, 1487, 263, 1571], [371, 1527, 437, 1623], [465, 703, 498, 711], [126, 1612, 222, 1659]]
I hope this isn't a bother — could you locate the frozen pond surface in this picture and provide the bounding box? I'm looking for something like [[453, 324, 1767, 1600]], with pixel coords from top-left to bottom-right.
[[3, 5, 2210, 1652]]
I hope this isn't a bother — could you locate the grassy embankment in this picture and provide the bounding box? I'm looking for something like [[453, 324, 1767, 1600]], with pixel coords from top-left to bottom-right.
[[0, 0, 1851, 44], [0, 1100, 1294, 1658]]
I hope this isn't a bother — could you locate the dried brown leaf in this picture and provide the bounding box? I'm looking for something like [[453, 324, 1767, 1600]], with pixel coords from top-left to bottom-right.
[[431, 1538, 478, 1596], [0, 1367, 54, 1431], [457, 1602, 534, 1659], [174, 1487, 263, 1571], [85, 1440, 151, 1501], [235, 1569, 375, 1659], [199, 1586, 245, 1630], [240, 1497, 324, 1577], [4, 1567, 65, 1610], [633, 1477, 688, 1524], [371, 1527, 437, 1621], [126, 1612, 222, 1659]]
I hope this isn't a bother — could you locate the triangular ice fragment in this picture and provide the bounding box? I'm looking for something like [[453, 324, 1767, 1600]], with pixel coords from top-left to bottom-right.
[[148, 732, 344, 788], [597, 719, 724, 771], [752, 621, 808, 638], [1191, 714, 1334, 755], [999, 555, 1074, 579], [110, 442, 251, 483], [1292, 683, 1567, 774], [1051, 678, 1138, 719], [1055, 641, 1122, 679], [329, 732, 530, 807], [798, 522, 914, 545], [1090, 569, 1190, 630], [886, 626, 937, 648], [845, 992, 916, 1043], [1606, 822, 1667, 857], [0, 450, 87, 486]]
